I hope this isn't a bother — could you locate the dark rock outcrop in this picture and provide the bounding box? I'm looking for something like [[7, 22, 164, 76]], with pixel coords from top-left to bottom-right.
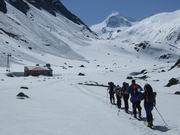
[[169, 58, 180, 71], [126, 76, 133, 80], [165, 78, 179, 87], [78, 73, 85, 76], [78, 81, 108, 87], [159, 53, 172, 60], [0, 0, 7, 13], [174, 91, 180, 95], [20, 86, 29, 89], [80, 65, 85, 68], [16, 92, 29, 98], [130, 69, 147, 76], [0, 28, 19, 39], [134, 41, 150, 52], [7, 0, 30, 14]]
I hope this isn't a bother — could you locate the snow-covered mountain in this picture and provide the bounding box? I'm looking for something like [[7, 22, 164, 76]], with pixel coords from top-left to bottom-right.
[[91, 12, 136, 39], [110, 10, 180, 61], [0, 0, 97, 67], [115, 10, 180, 44]]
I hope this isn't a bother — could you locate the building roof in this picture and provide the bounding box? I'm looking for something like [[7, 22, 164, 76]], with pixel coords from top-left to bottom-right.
[[25, 66, 52, 71]]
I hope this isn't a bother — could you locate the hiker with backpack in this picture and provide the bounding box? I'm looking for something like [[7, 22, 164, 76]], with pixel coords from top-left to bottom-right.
[[122, 82, 130, 113], [115, 85, 122, 108], [129, 80, 143, 119], [107, 82, 115, 104], [142, 84, 156, 128]]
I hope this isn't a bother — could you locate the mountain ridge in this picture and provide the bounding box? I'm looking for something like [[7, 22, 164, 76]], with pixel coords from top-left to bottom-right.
[[1, 0, 93, 32]]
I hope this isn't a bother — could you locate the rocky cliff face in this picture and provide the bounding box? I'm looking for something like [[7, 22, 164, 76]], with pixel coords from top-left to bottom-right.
[[26, 0, 85, 25], [0, 0, 7, 13], [7, 0, 30, 14]]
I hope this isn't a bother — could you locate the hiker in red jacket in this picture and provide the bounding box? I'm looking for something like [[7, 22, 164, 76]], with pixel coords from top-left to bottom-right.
[[128, 80, 143, 119]]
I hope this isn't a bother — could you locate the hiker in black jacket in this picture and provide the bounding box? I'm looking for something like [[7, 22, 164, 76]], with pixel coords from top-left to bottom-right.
[[122, 82, 130, 113], [142, 84, 156, 128], [107, 82, 115, 104]]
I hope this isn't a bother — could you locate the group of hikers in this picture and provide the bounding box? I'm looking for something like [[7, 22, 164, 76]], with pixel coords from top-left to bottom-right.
[[107, 80, 156, 128]]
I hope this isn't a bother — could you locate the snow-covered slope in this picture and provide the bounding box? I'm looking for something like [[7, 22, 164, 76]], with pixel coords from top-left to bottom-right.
[[91, 12, 136, 39], [0, 0, 96, 67], [115, 10, 180, 44], [6, 0, 92, 31], [111, 10, 180, 61]]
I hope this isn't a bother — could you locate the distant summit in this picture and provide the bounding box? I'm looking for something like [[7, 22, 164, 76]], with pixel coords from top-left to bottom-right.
[[91, 12, 136, 39], [105, 12, 134, 28]]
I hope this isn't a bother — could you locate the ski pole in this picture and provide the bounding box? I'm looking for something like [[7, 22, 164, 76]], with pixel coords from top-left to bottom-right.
[[106, 90, 109, 104], [155, 106, 168, 127], [117, 109, 120, 116]]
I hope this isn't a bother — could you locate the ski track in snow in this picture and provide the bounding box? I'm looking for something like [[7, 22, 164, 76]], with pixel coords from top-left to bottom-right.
[[74, 85, 106, 105], [74, 84, 180, 135]]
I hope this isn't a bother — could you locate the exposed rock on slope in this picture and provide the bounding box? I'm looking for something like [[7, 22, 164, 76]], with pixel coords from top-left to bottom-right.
[[0, 0, 7, 13]]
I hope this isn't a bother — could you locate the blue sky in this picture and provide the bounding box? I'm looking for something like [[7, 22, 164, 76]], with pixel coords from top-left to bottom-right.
[[61, 0, 180, 26]]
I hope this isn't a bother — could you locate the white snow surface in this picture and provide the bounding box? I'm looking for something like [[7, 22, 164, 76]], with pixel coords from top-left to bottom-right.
[[0, 4, 180, 135]]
